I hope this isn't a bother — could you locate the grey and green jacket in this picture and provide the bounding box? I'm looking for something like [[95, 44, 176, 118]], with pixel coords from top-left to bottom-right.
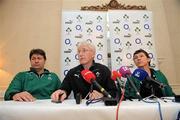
[[125, 69, 174, 99], [4, 69, 61, 100]]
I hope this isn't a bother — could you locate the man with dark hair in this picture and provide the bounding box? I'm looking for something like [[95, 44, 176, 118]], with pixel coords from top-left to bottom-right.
[[125, 49, 174, 99], [4, 48, 61, 102], [29, 48, 47, 60]]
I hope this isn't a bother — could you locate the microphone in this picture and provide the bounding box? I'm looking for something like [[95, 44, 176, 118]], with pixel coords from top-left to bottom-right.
[[132, 68, 166, 89], [119, 66, 141, 99], [111, 70, 124, 89], [81, 69, 112, 98], [111, 70, 123, 102]]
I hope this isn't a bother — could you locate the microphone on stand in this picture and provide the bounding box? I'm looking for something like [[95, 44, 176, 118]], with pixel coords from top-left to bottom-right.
[[119, 66, 142, 100], [111, 70, 124, 102], [132, 68, 166, 89], [111, 70, 124, 89], [81, 69, 112, 98], [81, 69, 117, 106], [132, 68, 169, 100]]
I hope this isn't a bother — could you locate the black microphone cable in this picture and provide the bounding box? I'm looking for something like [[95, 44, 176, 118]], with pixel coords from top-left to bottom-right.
[[85, 85, 103, 106], [86, 97, 103, 106]]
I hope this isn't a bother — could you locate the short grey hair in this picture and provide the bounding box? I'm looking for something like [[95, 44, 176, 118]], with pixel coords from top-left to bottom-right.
[[77, 41, 96, 53]]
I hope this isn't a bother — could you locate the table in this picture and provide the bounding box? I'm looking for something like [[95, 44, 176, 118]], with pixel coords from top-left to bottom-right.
[[0, 98, 179, 120]]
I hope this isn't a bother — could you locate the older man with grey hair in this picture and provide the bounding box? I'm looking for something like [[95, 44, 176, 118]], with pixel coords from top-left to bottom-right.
[[51, 41, 117, 102]]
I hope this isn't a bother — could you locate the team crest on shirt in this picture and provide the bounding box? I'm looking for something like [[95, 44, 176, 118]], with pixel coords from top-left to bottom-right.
[[48, 74, 52, 80], [95, 72, 100, 77]]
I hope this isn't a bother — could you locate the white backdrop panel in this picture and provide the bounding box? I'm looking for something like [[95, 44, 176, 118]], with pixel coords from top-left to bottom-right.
[[108, 10, 158, 72], [61, 11, 107, 80]]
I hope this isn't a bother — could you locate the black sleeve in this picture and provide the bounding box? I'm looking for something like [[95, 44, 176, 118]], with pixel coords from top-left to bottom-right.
[[60, 70, 73, 97]]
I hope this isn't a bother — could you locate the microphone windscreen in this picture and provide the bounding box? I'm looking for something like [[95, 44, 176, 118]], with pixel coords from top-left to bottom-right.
[[111, 71, 122, 81], [81, 69, 96, 84], [132, 68, 148, 81], [119, 66, 131, 78]]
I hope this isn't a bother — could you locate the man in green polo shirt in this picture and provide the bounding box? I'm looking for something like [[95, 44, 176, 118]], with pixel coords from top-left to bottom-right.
[[4, 48, 61, 102]]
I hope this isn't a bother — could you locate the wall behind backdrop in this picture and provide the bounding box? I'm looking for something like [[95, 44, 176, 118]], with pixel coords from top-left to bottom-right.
[[0, 0, 180, 98]]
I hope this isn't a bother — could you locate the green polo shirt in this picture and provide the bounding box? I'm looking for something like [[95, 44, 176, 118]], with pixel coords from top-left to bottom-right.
[[125, 69, 174, 99], [4, 69, 61, 100]]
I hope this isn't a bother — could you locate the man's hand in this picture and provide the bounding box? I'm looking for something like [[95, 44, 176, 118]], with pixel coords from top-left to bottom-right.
[[89, 90, 104, 100], [12, 91, 35, 102], [51, 89, 67, 102]]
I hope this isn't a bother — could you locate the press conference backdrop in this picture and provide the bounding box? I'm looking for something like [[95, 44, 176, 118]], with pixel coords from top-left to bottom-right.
[[109, 10, 158, 71], [61, 10, 158, 80], [61, 11, 108, 80]]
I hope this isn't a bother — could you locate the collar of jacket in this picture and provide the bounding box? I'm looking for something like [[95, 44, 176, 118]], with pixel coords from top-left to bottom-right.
[[29, 67, 50, 75]]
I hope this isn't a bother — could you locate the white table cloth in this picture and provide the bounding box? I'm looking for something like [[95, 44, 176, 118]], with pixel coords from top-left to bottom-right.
[[0, 98, 179, 120]]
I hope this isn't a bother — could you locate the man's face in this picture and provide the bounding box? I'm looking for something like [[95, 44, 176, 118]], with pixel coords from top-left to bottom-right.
[[30, 54, 46, 70], [77, 45, 95, 65], [133, 52, 150, 68]]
